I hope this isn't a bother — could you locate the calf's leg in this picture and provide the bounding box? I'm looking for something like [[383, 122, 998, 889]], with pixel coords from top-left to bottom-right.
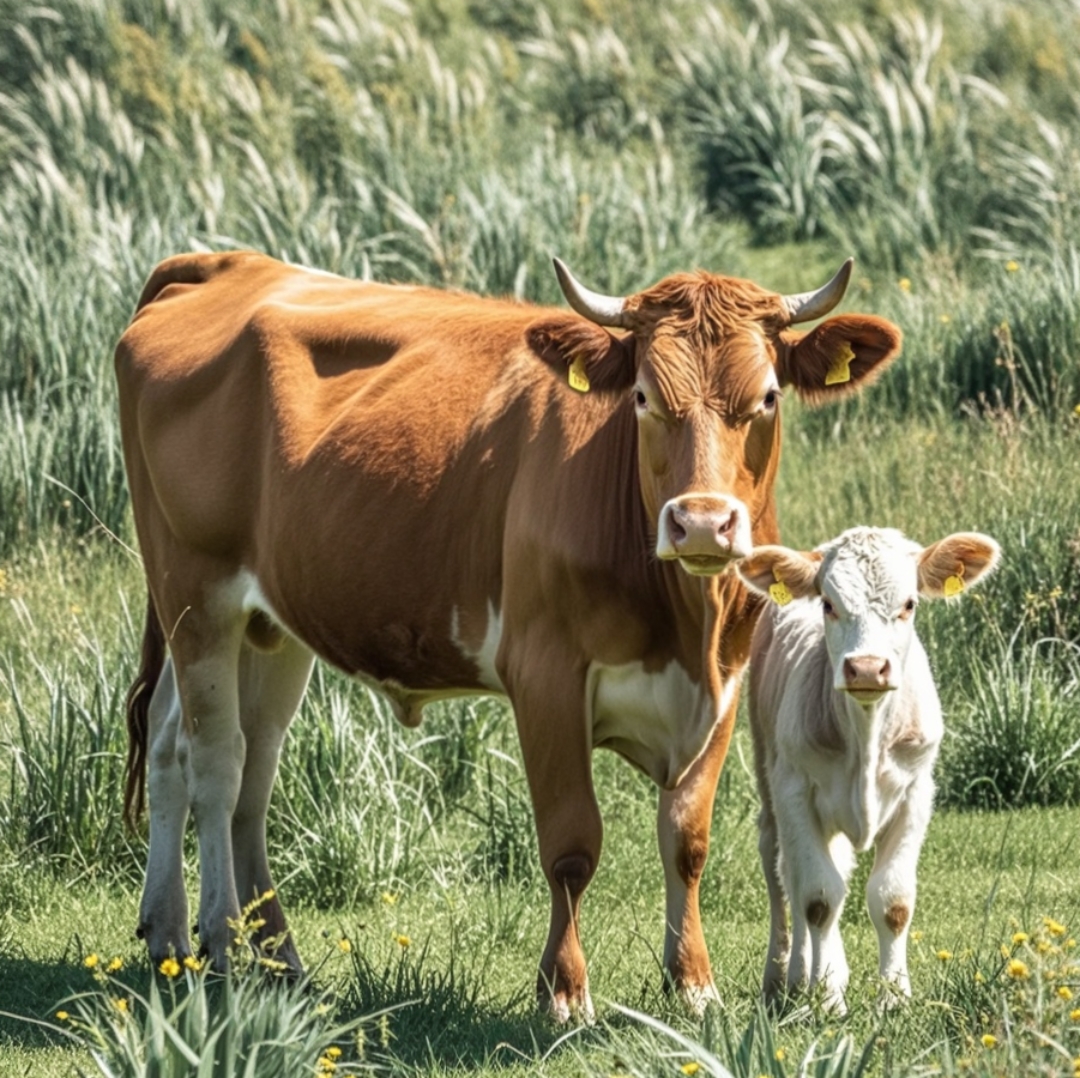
[[867, 776, 932, 1001]]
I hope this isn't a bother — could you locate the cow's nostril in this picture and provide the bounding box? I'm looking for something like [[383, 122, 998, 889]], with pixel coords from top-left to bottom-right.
[[666, 506, 688, 545], [843, 658, 857, 684], [878, 659, 891, 684], [716, 510, 736, 539]]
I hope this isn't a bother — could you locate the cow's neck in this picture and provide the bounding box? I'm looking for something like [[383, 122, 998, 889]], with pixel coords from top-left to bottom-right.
[[832, 690, 898, 850]]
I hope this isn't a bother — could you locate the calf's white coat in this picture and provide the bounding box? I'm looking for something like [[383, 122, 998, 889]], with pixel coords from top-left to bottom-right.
[[738, 526, 1000, 1010]]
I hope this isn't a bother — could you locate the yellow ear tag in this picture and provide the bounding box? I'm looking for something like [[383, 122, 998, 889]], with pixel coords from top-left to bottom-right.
[[568, 355, 590, 393], [943, 574, 964, 597], [824, 342, 855, 386], [769, 577, 794, 606]]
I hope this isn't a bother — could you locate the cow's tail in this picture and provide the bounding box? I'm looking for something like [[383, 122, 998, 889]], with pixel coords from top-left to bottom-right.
[[124, 594, 166, 828]]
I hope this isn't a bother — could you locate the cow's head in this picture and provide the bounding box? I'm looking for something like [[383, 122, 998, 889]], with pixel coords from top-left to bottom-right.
[[738, 527, 1000, 703], [540, 259, 903, 576]]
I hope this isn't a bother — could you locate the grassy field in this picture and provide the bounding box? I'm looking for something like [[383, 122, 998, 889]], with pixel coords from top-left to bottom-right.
[[1, 0, 1079, 1074]]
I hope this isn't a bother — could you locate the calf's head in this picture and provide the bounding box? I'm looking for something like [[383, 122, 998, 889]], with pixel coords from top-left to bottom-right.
[[738, 527, 1000, 703], [539, 259, 903, 576]]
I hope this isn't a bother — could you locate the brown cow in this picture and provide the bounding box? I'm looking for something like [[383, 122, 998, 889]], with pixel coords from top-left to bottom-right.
[[117, 250, 900, 1019]]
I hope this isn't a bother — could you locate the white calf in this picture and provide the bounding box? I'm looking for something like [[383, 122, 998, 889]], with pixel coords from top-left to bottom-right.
[[737, 527, 999, 1010]]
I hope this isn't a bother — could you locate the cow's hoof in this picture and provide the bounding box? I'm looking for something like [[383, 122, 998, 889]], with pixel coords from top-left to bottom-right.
[[678, 980, 722, 1017], [544, 988, 595, 1025]]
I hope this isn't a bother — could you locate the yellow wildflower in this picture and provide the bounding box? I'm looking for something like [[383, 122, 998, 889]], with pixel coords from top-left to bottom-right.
[[974, 971, 985, 984], [775, 1048, 786, 1062], [1007, 958, 1030, 979], [1067, 939, 1078, 950], [898, 278, 912, 292], [83, 954, 99, 969], [1005, 260, 1019, 273], [1012, 931, 1029, 946], [1037, 939, 1052, 954], [337, 938, 352, 954], [912, 930, 924, 942], [325, 1046, 342, 1059], [158, 957, 181, 978], [106, 957, 123, 973], [939, 313, 951, 324], [392, 932, 411, 948], [317, 1059, 337, 1074], [113, 997, 128, 1014], [1073, 406, 1080, 419], [1058, 986, 1073, 1001], [1071, 1008, 1080, 1021], [381, 892, 398, 905], [1045, 917, 1067, 936], [680, 1064, 701, 1076], [183, 956, 203, 971], [55, 1010, 70, 1021], [937, 950, 953, 961], [1000, 944, 1012, 958], [981, 1034, 997, 1049]]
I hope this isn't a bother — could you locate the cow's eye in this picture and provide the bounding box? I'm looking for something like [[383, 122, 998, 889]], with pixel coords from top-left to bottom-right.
[[822, 599, 838, 619], [762, 389, 779, 410], [633, 388, 648, 410], [899, 597, 917, 620]]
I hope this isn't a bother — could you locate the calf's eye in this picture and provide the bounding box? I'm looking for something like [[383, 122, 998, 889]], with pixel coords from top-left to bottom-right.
[[763, 389, 778, 410], [899, 597, 917, 620], [633, 388, 648, 410], [822, 599, 837, 619]]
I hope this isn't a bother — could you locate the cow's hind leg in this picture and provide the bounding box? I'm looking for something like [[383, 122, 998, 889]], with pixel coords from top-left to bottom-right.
[[657, 700, 737, 1013], [138, 654, 193, 963], [166, 596, 247, 970], [231, 631, 315, 973]]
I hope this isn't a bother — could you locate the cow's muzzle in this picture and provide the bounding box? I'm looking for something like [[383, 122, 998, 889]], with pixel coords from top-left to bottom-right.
[[841, 655, 896, 703], [656, 495, 752, 576]]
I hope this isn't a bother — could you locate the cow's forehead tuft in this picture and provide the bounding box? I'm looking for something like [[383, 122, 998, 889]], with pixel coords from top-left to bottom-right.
[[817, 527, 921, 610]]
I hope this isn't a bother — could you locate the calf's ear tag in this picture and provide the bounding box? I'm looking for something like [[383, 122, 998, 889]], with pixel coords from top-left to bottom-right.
[[943, 570, 965, 597], [825, 342, 855, 386], [768, 571, 794, 606], [568, 355, 590, 393]]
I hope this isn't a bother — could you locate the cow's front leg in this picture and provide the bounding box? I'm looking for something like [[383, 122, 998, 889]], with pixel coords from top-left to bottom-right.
[[505, 645, 599, 1022], [657, 697, 737, 1012], [867, 776, 932, 1004]]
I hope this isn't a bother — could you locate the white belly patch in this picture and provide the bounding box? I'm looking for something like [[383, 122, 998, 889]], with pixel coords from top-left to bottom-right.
[[588, 660, 733, 788]]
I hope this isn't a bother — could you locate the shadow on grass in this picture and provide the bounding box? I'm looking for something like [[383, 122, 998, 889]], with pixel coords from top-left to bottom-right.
[[338, 948, 597, 1070], [0, 953, 89, 1048]]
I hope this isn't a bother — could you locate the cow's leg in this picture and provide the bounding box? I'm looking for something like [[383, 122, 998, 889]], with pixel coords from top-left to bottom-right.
[[867, 776, 932, 1003], [506, 650, 599, 1022], [138, 654, 192, 963], [757, 798, 790, 1006], [231, 635, 315, 973], [774, 769, 848, 1010], [657, 701, 736, 1012], [167, 602, 247, 970]]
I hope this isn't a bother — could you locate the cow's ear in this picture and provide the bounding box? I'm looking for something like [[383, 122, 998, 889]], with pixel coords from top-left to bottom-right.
[[526, 316, 635, 394], [917, 532, 1001, 599], [737, 546, 822, 603], [778, 315, 902, 405]]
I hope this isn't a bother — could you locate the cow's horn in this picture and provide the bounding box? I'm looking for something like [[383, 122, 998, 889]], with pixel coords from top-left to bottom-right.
[[552, 258, 628, 328], [781, 258, 854, 324]]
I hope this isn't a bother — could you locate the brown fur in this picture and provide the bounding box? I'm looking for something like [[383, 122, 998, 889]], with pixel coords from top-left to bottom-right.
[[884, 901, 910, 935]]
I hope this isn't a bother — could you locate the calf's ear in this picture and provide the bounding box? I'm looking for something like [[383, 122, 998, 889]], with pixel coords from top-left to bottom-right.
[[737, 546, 822, 602], [917, 532, 1001, 599], [778, 315, 902, 405], [526, 316, 636, 394]]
